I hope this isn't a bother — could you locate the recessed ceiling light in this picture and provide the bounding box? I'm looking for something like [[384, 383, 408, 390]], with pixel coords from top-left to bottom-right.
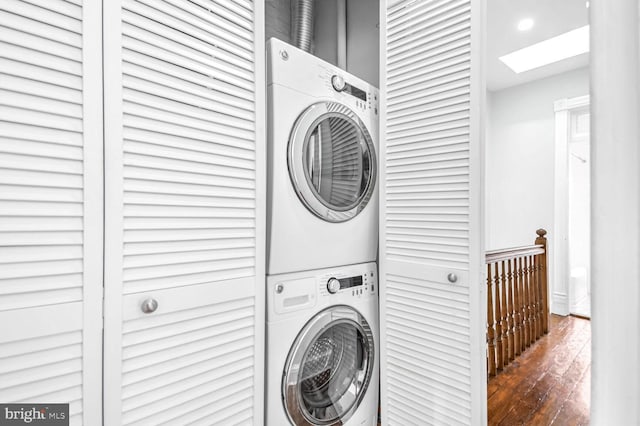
[[586, 1, 590, 8], [517, 18, 534, 31], [499, 25, 589, 73]]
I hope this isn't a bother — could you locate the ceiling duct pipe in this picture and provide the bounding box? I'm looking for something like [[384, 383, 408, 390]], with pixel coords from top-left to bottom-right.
[[293, 0, 314, 53]]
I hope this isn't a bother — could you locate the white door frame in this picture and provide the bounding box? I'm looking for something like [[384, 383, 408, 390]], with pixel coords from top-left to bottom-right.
[[590, 1, 640, 423], [552, 95, 589, 316]]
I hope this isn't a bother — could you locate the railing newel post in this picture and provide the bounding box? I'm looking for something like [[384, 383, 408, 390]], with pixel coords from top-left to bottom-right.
[[535, 229, 549, 334]]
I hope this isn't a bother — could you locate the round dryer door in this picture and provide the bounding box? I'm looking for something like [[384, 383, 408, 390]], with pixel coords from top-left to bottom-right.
[[282, 306, 375, 426], [288, 102, 377, 222]]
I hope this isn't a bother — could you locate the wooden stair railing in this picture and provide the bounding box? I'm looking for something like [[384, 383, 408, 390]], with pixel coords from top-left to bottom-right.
[[485, 229, 549, 377]]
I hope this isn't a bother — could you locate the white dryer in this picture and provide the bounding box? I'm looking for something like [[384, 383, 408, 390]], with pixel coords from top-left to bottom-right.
[[266, 262, 379, 426], [267, 38, 379, 275]]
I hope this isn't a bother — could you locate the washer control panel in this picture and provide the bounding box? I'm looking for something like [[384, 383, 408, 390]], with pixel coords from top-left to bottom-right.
[[320, 265, 377, 297]]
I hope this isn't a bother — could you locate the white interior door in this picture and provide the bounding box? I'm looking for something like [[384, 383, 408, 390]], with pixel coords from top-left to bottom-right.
[[379, 0, 485, 424], [103, 0, 266, 424], [0, 0, 103, 424]]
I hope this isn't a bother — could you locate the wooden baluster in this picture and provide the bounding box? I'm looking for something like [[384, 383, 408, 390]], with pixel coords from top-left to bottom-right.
[[520, 256, 529, 350], [487, 263, 496, 376], [535, 229, 549, 334], [528, 255, 536, 344], [535, 255, 541, 340], [522, 256, 531, 348], [513, 257, 521, 356], [534, 254, 542, 340], [506, 259, 515, 361], [526, 256, 534, 346], [500, 260, 509, 365], [530, 256, 537, 344], [494, 262, 503, 371], [537, 255, 544, 337]]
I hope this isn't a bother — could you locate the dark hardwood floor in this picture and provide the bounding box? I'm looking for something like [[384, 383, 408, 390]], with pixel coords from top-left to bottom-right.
[[488, 314, 591, 426]]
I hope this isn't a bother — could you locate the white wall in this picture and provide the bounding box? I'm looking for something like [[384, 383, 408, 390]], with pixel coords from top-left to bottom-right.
[[346, 0, 380, 86], [266, 0, 291, 44], [486, 67, 589, 250], [314, 0, 340, 66], [315, 0, 380, 86]]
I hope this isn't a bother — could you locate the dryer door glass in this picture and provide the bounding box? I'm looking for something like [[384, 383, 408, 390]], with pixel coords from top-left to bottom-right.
[[283, 308, 375, 425], [304, 115, 370, 210], [288, 102, 377, 222]]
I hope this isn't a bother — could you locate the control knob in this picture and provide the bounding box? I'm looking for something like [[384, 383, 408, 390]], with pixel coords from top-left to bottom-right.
[[327, 277, 341, 294], [331, 75, 346, 92]]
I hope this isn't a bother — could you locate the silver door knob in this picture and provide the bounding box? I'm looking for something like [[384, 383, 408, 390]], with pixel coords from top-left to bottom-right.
[[447, 273, 458, 283], [141, 298, 158, 314], [327, 277, 341, 294]]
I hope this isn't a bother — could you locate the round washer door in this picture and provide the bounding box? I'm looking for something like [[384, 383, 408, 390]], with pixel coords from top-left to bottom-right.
[[288, 102, 377, 223], [282, 306, 375, 426]]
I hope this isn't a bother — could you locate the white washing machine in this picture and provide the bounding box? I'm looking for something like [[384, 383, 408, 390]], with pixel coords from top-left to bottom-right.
[[266, 262, 379, 426], [267, 38, 379, 275]]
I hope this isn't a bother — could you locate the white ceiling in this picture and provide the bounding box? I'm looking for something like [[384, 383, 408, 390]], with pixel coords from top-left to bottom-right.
[[487, 0, 590, 92]]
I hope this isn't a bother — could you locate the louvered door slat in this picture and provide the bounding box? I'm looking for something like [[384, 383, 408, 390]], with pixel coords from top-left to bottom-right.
[[0, 42, 82, 76], [191, 0, 253, 27], [1, 1, 82, 33], [124, 0, 253, 59], [0, 26, 81, 61], [122, 4, 253, 70], [0, 11, 81, 46], [104, 0, 265, 423], [121, 51, 253, 108], [18, 0, 82, 18], [380, 0, 485, 424], [122, 73, 253, 121], [0, 77, 81, 109], [0, 58, 81, 90], [0, 90, 82, 119]]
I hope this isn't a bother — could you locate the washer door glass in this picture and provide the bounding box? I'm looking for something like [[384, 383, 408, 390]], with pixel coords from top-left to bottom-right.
[[288, 102, 377, 222], [283, 307, 374, 426]]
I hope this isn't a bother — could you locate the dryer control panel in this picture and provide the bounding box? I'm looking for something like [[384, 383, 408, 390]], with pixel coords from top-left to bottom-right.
[[267, 38, 379, 117], [324, 70, 378, 115]]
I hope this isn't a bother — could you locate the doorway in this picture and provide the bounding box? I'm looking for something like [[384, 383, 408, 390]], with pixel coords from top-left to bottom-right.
[[554, 96, 591, 318], [485, 0, 592, 423], [568, 106, 591, 317]]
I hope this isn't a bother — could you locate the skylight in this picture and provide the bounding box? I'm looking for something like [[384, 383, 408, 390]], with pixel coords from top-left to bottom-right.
[[499, 25, 590, 74], [517, 18, 534, 31]]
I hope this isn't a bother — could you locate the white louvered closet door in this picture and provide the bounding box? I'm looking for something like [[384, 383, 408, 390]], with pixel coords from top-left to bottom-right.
[[103, 0, 265, 424], [379, 0, 485, 425], [0, 0, 103, 424]]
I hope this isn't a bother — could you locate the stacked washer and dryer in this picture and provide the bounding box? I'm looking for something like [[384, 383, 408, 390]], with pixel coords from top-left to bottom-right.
[[265, 38, 380, 426]]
